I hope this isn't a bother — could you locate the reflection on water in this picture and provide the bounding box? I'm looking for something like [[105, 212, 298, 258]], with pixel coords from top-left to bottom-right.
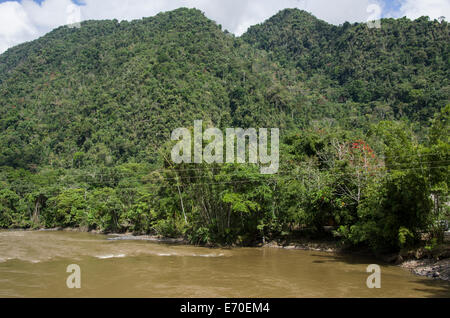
[[0, 231, 449, 297]]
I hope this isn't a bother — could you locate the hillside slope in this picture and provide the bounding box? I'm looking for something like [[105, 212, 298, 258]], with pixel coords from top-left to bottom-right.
[[0, 8, 448, 170], [0, 8, 300, 168], [243, 9, 449, 122]]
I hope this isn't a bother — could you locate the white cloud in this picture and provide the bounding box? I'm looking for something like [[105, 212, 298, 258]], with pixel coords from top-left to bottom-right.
[[22, 0, 75, 29], [302, 0, 383, 25], [0, 1, 38, 53], [399, 0, 450, 20], [0, 0, 448, 54]]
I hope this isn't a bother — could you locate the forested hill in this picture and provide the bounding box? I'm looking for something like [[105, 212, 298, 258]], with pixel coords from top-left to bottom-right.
[[0, 8, 300, 168], [0, 7, 448, 169], [243, 9, 449, 123]]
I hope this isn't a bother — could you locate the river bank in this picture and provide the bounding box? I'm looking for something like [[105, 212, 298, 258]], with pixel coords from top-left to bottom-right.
[[5, 227, 450, 282]]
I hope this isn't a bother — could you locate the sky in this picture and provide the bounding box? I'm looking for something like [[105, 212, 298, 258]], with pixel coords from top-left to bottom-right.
[[0, 0, 449, 54]]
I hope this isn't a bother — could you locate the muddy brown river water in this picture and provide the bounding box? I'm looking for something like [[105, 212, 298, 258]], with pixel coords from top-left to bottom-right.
[[0, 231, 448, 297]]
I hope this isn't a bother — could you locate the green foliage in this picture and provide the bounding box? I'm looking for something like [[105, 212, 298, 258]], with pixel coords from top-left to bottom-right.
[[243, 10, 449, 124], [0, 188, 28, 228], [336, 122, 434, 251], [398, 227, 414, 248], [0, 8, 448, 253]]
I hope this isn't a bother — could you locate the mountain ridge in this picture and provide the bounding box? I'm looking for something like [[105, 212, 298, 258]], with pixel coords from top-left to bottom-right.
[[0, 7, 448, 168]]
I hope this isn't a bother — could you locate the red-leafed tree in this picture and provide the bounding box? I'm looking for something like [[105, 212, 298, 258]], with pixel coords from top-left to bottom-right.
[[319, 138, 383, 205]]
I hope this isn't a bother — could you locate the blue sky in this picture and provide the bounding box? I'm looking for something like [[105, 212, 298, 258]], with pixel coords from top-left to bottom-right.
[[0, 0, 448, 54], [383, 0, 402, 14]]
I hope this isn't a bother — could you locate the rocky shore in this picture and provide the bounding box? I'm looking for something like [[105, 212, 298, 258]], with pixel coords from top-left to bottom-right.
[[398, 243, 450, 282], [106, 233, 187, 244], [262, 239, 342, 253], [400, 258, 450, 281]]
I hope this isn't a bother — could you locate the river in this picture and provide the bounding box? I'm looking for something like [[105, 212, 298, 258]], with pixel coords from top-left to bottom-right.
[[0, 230, 448, 297]]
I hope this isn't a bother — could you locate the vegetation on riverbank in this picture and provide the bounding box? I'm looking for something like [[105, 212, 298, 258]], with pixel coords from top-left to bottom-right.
[[0, 8, 449, 254], [1, 108, 448, 253]]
